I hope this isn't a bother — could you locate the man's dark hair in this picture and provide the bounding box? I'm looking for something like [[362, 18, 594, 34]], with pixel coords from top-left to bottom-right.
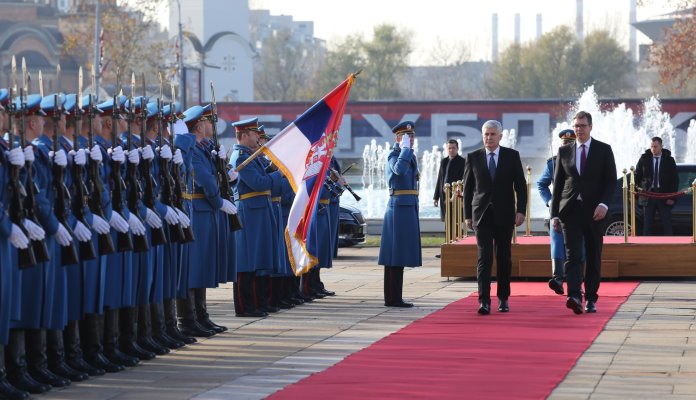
[[573, 111, 593, 126], [447, 139, 458, 147], [651, 136, 662, 145]]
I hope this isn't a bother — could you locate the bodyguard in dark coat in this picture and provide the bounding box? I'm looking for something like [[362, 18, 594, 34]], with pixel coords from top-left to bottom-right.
[[378, 121, 422, 308], [633, 137, 678, 236], [433, 139, 465, 221], [463, 120, 527, 315]]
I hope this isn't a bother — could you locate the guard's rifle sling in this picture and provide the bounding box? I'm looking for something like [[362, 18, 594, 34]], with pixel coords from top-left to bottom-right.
[[49, 93, 80, 265], [125, 80, 150, 252], [6, 85, 38, 268], [210, 82, 242, 231], [168, 95, 195, 242], [109, 93, 134, 252], [156, 96, 184, 242]]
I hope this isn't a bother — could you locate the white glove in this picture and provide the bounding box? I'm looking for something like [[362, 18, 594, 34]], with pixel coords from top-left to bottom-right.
[[70, 149, 87, 166], [400, 134, 411, 149], [90, 145, 103, 162], [141, 145, 155, 160], [127, 213, 146, 236], [22, 219, 46, 241], [175, 208, 190, 228], [173, 119, 188, 135], [73, 220, 92, 242], [91, 214, 111, 235], [110, 146, 125, 163], [8, 147, 25, 166], [219, 199, 237, 215], [227, 168, 238, 182], [23, 146, 35, 163], [109, 212, 129, 233], [158, 144, 172, 160], [163, 206, 180, 225], [126, 148, 140, 164], [9, 224, 29, 249], [173, 149, 183, 165], [55, 223, 73, 246], [217, 144, 227, 159], [145, 207, 163, 229], [50, 149, 68, 167]]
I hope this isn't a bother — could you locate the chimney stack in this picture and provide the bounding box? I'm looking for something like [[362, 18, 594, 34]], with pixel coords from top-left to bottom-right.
[[536, 13, 542, 40], [576, 0, 584, 41], [514, 13, 521, 45], [492, 13, 499, 62]]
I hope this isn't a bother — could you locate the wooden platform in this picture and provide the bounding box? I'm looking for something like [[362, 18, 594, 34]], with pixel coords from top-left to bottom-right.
[[441, 236, 696, 278]]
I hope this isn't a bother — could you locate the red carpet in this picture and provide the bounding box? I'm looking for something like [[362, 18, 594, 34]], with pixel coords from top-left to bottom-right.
[[454, 236, 692, 245], [270, 282, 638, 400]]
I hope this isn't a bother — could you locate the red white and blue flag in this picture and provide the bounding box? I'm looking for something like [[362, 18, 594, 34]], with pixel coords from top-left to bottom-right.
[[261, 75, 355, 275]]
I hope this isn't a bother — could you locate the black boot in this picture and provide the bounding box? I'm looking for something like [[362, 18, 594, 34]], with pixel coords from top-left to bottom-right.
[[0, 345, 30, 400], [25, 329, 70, 388], [46, 329, 88, 382], [285, 276, 304, 305], [103, 309, 139, 367], [384, 267, 413, 308], [5, 330, 51, 394], [165, 299, 196, 345], [300, 273, 316, 302], [151, 303, 185, 349], [194, 288, 227, 333], [316, 268, 335, 296], [309, 269, 326, 299], [177, 292, 215, 337], [119, 307, 156, 361], [137, 305, 170, 356], [256, 276, 279, 313], [234, 272, 267, 317], [271, 277, 293, 309], [80, 314, 125, 373], [64, 320, 105, 376]]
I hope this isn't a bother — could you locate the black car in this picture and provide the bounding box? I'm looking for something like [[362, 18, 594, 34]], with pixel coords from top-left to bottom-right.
[[604, 164, 696, 236], [338, 204, 367, 247]]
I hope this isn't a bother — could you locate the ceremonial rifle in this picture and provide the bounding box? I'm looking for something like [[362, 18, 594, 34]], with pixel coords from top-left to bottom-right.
[[210, 81, 242, 231], [138, 73, 167, 246], [168, 82, 195, 242]]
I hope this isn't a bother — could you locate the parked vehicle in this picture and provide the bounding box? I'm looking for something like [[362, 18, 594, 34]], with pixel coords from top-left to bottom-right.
[[604, 164, 696, 236], [338, 204, 367, 247]]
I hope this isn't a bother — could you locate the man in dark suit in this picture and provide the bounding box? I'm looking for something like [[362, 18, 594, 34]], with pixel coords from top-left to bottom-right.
[[551, 111, 616, 315], [434, 139, 466, 221], [464, 120, 526, 315], [634, 137, 678, 236]]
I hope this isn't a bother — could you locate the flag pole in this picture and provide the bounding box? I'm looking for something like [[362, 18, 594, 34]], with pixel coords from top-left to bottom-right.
[[234, 71, 359, 173]]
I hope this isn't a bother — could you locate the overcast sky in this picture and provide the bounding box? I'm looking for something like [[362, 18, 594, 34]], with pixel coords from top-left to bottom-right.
[[159, 1, 676, 65]]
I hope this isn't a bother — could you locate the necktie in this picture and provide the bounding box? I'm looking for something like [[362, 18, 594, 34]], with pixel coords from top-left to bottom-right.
[[653, 157, 660, 189], [488, 152, 496, 181], [580, 144, 586, 175]]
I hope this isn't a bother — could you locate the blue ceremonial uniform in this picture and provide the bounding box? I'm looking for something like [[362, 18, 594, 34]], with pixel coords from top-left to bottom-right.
[[229, 144, 282, 274], [273, 176, 294, 277], [173, 131, 196, 299], [329, 157, 342, 258], [377, 143, 422, 267], [312, 174, 334, 269], [0, 139, 21, 344]]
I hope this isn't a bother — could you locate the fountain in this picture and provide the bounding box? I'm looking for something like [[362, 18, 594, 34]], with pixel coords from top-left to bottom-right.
[[347, 86, 696, 221]]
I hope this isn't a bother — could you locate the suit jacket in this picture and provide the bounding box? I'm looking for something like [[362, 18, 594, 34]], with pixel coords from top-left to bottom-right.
[[633, 148, 678, 194], [463, 146, 527, 227], [433, 154, 466, 201], [550, 138, 616, 220]]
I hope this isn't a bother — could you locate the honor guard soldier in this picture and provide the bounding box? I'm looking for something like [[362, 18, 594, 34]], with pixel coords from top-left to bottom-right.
[[303, 170, 334, 300], [6, 94, 72, 394], [229, 117, 283, 318], [1, 89, 35, 400], [177, 104, 233, 336], [377, 121, 422, 308], [93, 95, 146, 368]]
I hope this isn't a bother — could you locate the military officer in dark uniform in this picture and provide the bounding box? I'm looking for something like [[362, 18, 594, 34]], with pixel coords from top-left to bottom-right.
[[378, 121, 422, 308]]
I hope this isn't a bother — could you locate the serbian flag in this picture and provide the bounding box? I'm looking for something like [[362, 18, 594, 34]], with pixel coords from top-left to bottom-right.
[[261, 74, 356, 275]]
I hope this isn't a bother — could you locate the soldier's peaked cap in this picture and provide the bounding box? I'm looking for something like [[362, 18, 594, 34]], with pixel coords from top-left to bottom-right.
[[392, 121, 415, 134], [232, 117, 260, 132]]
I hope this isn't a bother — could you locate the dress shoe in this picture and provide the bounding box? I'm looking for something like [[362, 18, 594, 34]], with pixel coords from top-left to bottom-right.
[[385, 300, 414, 308], [166, 326, 197, 345], [585, 301, 597, 313], [104, 349, 140, 368], [320, 288, 336, 297], [48, 361, 89, 382], [0, 378, 29, 399], [198, 318, 227, 333], [260, 305, 280, 313], [85, 353, 125, 373], [478, 301, 491, 315], [28, 368, 70, 388], [277, 300, 295, 309], [310, 291, 326, 299], [121, 341, 156, 361], [154, 333, 186, 350], [566, 297, 583, 315], [7, 373, 51, 394], [498, 299, 509, 312], [138, 337, 170, 356], [66, 357, 105, 376], [298, 293, 315, 302], [178, 321, 216, 338], [435, 254, 441, 258], [288, 296, 305, 306], [548, 278, 564, 295], [235, 310, 268, 318]]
